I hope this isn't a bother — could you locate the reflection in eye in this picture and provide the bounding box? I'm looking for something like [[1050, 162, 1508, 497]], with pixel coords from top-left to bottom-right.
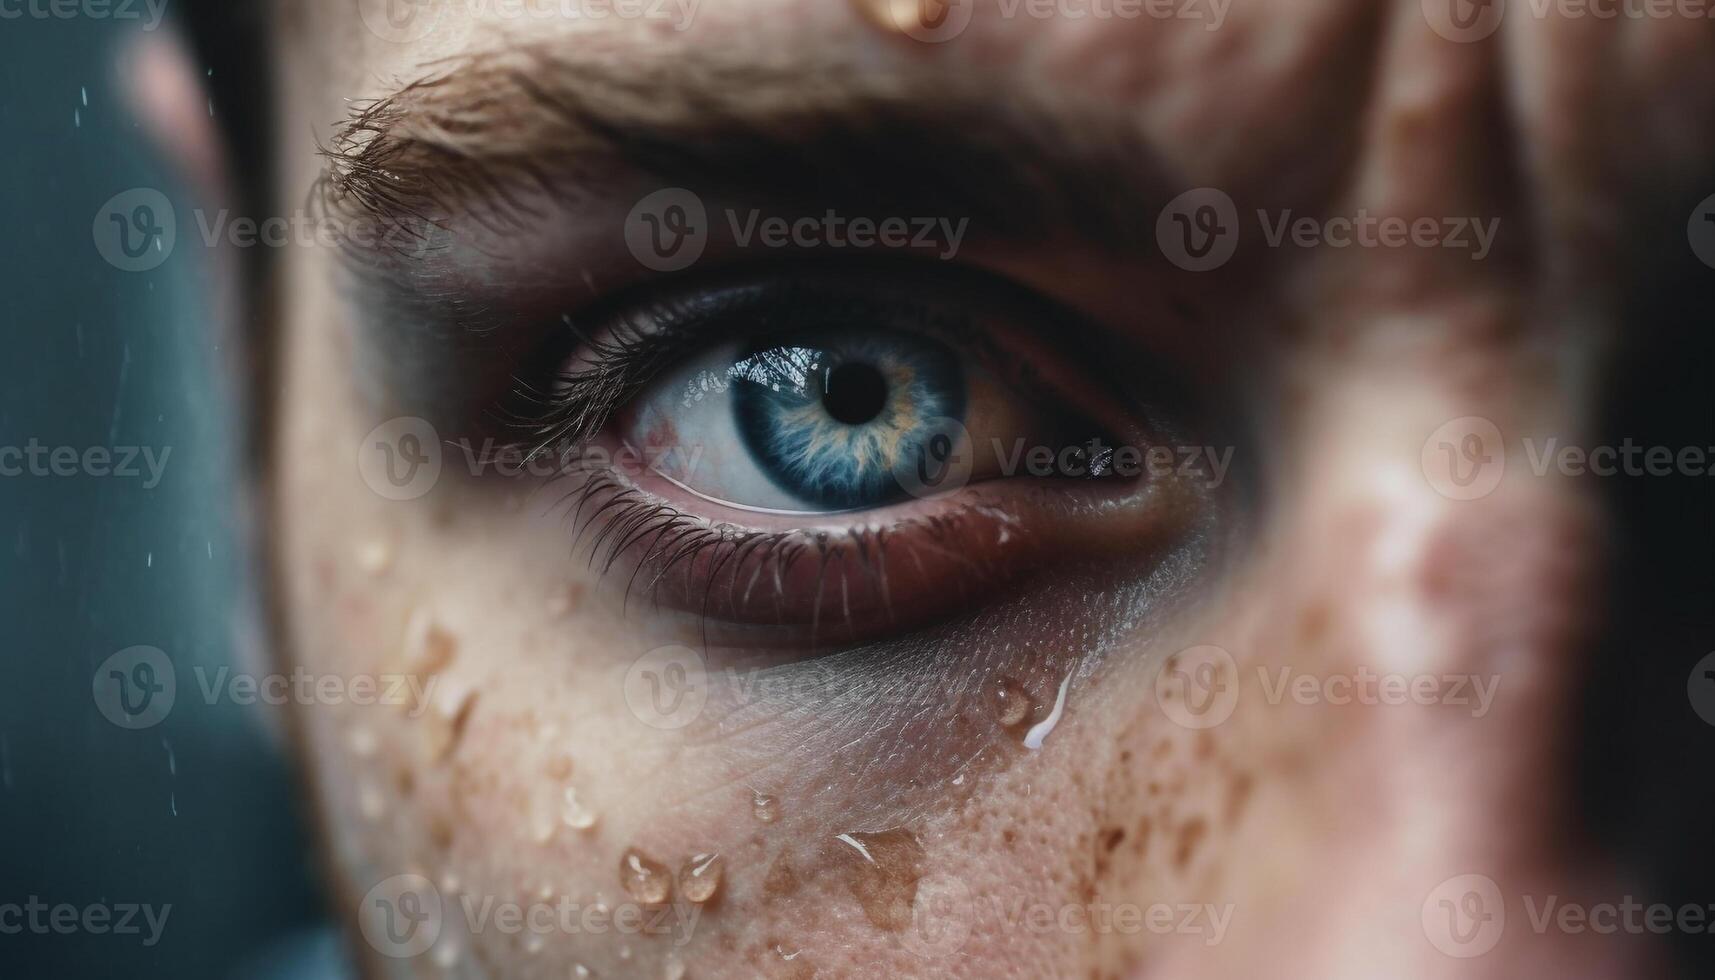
[[500, 266, 1199, 641], [622, 328, 977, 512]]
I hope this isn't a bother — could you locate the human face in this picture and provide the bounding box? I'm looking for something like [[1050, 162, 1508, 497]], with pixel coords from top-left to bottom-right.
[[266, 1, 1715, 977]]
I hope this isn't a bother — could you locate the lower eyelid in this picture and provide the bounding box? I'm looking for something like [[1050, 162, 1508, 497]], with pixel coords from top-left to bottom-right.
[[544, 441, 1204, 646]]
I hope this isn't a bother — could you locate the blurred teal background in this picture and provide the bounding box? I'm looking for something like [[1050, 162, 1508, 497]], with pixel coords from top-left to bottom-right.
[[0, 11, 329, 979]]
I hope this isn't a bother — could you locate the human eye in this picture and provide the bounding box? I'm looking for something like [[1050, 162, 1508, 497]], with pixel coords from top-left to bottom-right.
[[499, 261, 1221, 648]]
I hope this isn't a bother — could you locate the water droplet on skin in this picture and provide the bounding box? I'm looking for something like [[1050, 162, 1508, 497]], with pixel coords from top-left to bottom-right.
[[561, 787, 599, 830], [751, 791, 779, 823], [525, 933, 545, 955], [664, 955, 686, 980], [359, 781, 385, 822], [679, 852, 724, 904], [348, 726, 377, 758], [403, 607, 458, 675], [357, 539, 392, 575], [992, 676, 1033, 728], [439, 872, 462, 894], [531, 791, 559, 843], [1023, 668, 1074, 750], [827, 829, 926, 932], [432, 941, 460, 969], [620, 849, 672, 904], [619, 944, 632, 960], [573, 965, 592, 979]]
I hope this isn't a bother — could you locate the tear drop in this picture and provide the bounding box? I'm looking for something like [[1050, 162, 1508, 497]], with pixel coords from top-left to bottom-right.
[[751, 791, 779, 823], [992, 676, 1033, 728], [619, 849, 672, 904], [679, 852, 724, 904], [561, 786, 599, 830]]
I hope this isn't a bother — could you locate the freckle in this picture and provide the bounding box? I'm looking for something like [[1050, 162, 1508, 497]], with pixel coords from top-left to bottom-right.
[[1002, 829, 1017, 849], [1120, 749, 1133, 765], [1195, 733, 1215, 760], [1299, 600, 1332, 642], [763, 855, 799, 899], [1148, 781, 1160, 796], [1102, 827, 1125, 853], [394, 766, 415, 797], [1174, 817, 1207, 871], [429, 817, 453, 852], [1134, 817, 1151, 858], [546, 754, 573, 780], [1226, 772, 1254, 826], [1153, 738, 1172, 759]]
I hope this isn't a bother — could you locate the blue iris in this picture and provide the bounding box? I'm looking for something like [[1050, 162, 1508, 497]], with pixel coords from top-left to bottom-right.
[[731, 331, 966, 510]]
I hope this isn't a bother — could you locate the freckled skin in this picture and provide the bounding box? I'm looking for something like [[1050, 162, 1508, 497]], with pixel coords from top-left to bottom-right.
[[258, 1, 1715, 978]]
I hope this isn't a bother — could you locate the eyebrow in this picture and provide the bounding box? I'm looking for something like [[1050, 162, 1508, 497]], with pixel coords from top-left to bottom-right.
[[316, 39, 1169, 251]]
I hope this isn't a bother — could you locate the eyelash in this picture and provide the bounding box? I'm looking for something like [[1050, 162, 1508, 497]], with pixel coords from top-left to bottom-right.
[[481, 264, 1155, 646]]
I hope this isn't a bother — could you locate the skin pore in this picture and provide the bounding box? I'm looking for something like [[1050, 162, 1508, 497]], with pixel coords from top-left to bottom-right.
[[240, 1, 1715, 977]]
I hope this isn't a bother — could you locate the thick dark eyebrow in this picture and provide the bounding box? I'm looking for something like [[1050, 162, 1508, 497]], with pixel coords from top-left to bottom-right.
[[315, 40, 1167, 250]]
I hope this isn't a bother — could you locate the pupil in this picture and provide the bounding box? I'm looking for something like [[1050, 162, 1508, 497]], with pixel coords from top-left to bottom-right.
[[822, 361, 889, 426]]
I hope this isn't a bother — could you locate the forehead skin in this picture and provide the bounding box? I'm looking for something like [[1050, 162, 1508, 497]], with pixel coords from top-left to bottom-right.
[[266, 2, 1715, 979]]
